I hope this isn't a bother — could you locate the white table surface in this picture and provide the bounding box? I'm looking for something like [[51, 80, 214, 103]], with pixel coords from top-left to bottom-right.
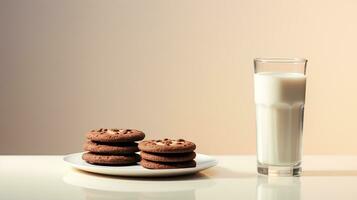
[[1, 155, 357, 200]]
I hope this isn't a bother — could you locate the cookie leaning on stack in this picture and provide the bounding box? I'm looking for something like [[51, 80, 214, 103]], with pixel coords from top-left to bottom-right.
[[138, 139, 196, 169], [82, 128, 145, 166]]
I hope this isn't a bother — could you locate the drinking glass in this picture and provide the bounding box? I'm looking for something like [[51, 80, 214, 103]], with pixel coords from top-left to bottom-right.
[[254, 58, 307, 176]]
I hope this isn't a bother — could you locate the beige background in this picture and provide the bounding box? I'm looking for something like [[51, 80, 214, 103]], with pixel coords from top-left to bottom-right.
[[1, 0, 356, 155]]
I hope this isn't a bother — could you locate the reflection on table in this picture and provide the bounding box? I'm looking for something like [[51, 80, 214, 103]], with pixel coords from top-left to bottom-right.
[[63, 167, 304, 200], [257, 176, 301, 200], [63, 169, 216, 200]]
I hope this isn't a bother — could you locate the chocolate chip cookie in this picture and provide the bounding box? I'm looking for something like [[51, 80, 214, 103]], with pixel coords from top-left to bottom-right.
[[138, 139, 196, 154], [140, 151, 196, 163], [140, 159, 196, 169], [82, 152, 141, 165], [84, 140, 139, 155], [86, 128, 145, 143]]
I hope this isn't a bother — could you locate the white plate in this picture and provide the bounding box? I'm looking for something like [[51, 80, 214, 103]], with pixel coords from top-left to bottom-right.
[[63, 152, 218, 177]]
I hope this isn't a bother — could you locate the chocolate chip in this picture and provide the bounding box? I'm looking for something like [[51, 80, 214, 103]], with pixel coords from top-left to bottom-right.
[[98, 128, 103, 132], [177, 139, 185, 142], [164, 138, 169, 141], [103, 129, 107, 132], [177, 142, 182, 144], [156, 140, 162, 142]]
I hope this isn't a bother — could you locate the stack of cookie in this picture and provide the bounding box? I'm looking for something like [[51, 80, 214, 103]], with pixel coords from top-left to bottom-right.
[[82, 128, 145, 166], [138, 139, 196, 169]]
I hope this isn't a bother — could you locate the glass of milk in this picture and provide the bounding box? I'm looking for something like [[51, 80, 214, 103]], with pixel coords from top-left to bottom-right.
[[254, 58, 307, 176]]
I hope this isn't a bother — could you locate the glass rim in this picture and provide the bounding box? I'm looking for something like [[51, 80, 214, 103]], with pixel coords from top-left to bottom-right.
[[254, 57, 307, 64]]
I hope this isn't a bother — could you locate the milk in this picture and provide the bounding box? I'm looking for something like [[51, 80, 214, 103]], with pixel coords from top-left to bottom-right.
[[254, 72, 306, 166]]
